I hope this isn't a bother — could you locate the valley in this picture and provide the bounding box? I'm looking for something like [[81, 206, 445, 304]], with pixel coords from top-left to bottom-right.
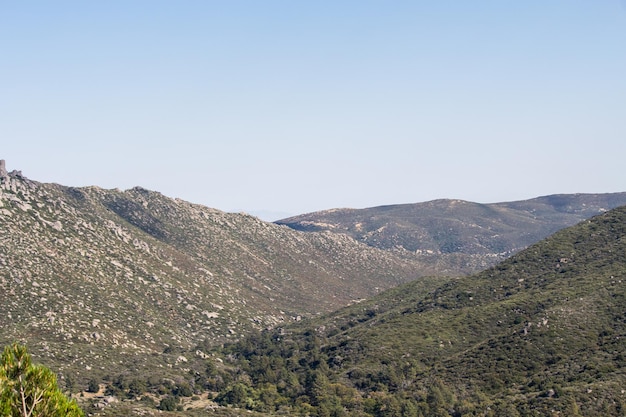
[[1, 165, 625, 416]]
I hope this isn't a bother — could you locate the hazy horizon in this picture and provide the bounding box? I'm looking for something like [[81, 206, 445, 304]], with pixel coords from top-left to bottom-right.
[[2, 2, 625, 218]]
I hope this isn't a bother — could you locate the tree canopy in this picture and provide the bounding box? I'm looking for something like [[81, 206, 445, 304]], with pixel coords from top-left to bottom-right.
[[0, 343, 83, 417]]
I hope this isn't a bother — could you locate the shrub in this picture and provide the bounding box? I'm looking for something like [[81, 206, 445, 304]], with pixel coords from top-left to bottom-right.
[[158, 395, 178, 411]]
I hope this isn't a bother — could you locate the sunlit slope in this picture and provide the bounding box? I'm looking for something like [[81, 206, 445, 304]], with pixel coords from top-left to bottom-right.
[[0, 172, 426, 383]]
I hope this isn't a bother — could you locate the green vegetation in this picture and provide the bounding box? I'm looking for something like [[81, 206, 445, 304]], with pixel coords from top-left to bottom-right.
[[0, 343, 83, 417], [206, 206, 626, 416]]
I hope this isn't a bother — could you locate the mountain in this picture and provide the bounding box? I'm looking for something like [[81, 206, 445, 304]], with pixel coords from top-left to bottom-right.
[[4, 160, 625, 416], [0, 166, 430, 391], [276, 193, 626, 273], [216, 205, 626, 416]]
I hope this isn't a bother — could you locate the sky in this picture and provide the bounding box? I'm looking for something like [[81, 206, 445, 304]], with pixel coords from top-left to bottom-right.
[[1, 1, 625, 220]]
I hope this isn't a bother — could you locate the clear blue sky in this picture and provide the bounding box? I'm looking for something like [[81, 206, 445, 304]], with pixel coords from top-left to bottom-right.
[[2, 1, 625, 220]]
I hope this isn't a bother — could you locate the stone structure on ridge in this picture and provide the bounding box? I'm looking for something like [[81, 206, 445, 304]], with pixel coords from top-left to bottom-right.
[[0, 160, 8, 178]]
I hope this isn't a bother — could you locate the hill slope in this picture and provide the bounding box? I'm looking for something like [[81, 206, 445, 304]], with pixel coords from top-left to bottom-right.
[[0, 168, 429, 387], [276, 193, 626, 273], [217, 205, 626, 416]]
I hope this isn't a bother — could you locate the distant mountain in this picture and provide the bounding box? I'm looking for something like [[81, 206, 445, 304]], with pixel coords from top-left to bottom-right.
[[276, 193, 626, 272], [216, 205, 626, 416], [0, 166, 429, 390]]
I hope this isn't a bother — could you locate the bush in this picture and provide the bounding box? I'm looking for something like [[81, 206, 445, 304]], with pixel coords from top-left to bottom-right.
[[158, 395, 178, 411], [87, 378, 99, 393]]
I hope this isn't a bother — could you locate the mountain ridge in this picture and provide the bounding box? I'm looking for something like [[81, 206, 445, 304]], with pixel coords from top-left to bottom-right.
[[0, 167, 430, 390], [276, 192, 626, 268]]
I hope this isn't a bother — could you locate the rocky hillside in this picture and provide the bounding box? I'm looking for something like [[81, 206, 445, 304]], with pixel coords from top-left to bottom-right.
[[276, 193, 626, 271], [0, 165, 430, 386]]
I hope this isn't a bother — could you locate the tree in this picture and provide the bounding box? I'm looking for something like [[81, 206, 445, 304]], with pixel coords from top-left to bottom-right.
[[0, 343, 83, 417], [86, 378, 99, 394]]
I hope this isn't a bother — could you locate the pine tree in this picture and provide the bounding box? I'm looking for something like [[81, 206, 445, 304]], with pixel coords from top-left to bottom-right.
[[0, 343, 83, 417]]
